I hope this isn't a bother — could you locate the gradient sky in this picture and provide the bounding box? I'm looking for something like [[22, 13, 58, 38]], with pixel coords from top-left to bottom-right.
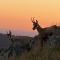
[[0, 0, 60, 36]]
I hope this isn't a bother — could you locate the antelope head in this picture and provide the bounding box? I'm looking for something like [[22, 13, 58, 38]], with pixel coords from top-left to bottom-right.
[[31, 17, 38, 30]]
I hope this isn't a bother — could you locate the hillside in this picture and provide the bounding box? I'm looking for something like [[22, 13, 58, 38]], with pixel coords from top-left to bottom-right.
[[0, 33, 32, 48]]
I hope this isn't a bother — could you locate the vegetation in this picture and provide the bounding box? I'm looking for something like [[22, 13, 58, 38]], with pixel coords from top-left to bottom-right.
[[9, 48, 60, 60]]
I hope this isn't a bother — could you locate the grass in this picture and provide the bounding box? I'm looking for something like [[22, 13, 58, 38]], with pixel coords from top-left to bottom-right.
[[9, 47, 60, 60]]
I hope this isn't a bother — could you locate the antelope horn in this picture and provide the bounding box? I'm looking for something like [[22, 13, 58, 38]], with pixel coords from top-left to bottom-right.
[[31, 17, 35, 23], [36, 20, 38, 23]]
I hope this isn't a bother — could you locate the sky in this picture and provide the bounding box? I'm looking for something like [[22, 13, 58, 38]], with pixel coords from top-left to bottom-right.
[[0, 0, 60, 37]]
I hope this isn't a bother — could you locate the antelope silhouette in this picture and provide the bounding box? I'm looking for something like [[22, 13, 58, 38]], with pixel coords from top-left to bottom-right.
[[0, 30, 32, 58], [31, 17, 53, 47], [0, 30, 15, 58]]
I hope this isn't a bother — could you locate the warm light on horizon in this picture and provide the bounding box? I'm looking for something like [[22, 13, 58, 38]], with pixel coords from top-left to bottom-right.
[[0, 0, 60, 36]]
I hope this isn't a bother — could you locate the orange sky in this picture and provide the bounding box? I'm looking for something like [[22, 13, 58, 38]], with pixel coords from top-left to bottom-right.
[[0, 0, 60, 36]]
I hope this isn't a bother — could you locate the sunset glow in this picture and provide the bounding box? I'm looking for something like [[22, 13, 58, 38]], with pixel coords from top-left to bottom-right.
[[0, 0, 60, 36]]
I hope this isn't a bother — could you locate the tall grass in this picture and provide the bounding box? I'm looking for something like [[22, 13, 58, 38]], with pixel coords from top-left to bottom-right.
[[9, 47, 60, 60]]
